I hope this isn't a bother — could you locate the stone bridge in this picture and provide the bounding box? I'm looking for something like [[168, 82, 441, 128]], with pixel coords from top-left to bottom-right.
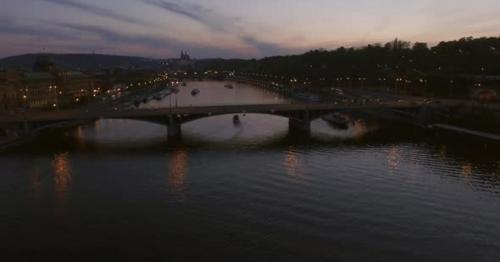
[[0, 102, 425, 138]]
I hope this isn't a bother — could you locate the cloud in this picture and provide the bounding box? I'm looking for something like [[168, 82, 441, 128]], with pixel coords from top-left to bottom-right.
[[0, 18, 76, 39], [139, 0, 238, 32], [41, 0, 146, 25], [53, 22, 246, 58], [1, 1, 300, 59], [241, 36, 298, 57], [0, 19, 107, 57], [141, 0, 204, 22], [138, 0, 294, 57], [55, 22, 175, 48]]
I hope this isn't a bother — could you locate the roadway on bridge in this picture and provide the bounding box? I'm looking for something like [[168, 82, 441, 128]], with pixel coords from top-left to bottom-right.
[[0, 102, 424, 124], [1, 81, 494, 124]]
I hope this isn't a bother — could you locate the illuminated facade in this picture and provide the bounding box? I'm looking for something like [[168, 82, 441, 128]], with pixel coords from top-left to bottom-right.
[[0, 70, 23, 111], [0, 69, 100, 110], [56, 71, 97, 106], [0, 56, 110, 110], [21, 72, 58, 109]]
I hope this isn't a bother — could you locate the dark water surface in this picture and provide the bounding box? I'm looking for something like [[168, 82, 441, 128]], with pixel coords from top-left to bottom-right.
[[1, 81, 500, 261]]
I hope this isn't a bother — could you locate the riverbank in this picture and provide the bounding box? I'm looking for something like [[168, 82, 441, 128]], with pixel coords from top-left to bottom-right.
[[0, 120, 93, 152], [430, 124, 500, 143], [0, 84, 174, 152], [232, 76, 500, 139]]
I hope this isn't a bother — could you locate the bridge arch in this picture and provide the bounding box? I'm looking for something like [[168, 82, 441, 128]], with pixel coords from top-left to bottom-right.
[[0, 102, 425, 140], [178, 112, 293, 125], [97, 117, 170, 127], [90, 108, 348, 138], [93, 111, 317, 138]]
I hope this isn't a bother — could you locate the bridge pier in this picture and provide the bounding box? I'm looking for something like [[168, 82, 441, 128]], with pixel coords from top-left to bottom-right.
[[23, 121, 32, 135], [167, 115, 182, 139], [288, 111, 311, 135]]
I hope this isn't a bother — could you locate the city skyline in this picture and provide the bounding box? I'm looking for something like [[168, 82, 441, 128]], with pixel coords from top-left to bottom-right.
[[2, 0, 500, 59]]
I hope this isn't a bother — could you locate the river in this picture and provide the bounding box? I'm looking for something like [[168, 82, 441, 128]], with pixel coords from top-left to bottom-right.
[[1, 81, 500, 261]]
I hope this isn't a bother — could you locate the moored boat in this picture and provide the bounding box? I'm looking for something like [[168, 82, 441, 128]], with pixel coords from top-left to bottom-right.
[[322, 113, 350, 129]]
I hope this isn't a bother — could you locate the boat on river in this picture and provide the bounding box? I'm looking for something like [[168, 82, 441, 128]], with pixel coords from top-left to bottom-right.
[[153, 90, 172, 101], [322, 113, 350, 129], [224, 84, 234, 89], [233, 115, 240, 125], [191, 89, 200, 96]]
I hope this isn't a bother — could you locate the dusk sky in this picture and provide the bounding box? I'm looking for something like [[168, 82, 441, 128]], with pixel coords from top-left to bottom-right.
[[1, 0, 500, 59]]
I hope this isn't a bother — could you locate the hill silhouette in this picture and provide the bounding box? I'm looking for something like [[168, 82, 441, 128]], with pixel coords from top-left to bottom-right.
[[0, 53, 164, 71]]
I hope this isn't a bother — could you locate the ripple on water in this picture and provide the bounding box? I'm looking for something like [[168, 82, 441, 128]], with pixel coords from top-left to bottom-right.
[[2, 81, 500, 261]]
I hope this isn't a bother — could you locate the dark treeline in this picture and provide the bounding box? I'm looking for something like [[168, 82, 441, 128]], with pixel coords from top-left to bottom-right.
[[197, 36, 500, 97]]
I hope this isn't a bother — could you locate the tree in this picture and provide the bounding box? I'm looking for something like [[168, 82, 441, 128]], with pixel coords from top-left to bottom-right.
[[412, 42, 429, 52], [385, 38, 411, 51]]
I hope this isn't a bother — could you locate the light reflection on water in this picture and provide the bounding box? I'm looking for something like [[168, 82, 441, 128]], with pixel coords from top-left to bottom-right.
[[1, 81, 500, 261], [387, 146, 401, 173], [168, 147, 188, 199], [284, 146, 304, 178], [462, 162, 474, 177], [52, 153, 72, 214]]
